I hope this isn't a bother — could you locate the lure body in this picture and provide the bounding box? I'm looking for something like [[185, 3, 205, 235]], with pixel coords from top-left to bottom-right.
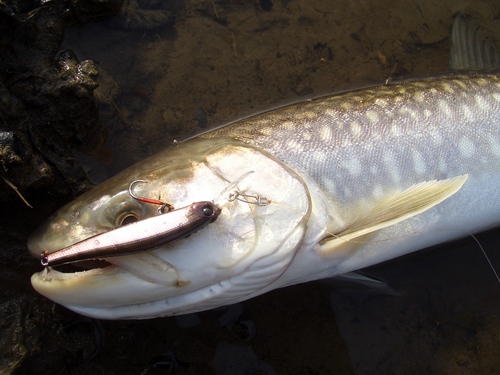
[[41, 201, 220, 267]]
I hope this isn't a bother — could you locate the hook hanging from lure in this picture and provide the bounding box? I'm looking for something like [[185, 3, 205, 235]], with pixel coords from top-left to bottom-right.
[[40, 201, 221, 267]]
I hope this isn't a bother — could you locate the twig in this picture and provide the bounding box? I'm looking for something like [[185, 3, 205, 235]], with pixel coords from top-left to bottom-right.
[[2, 176, 33, 208], [232, 31, 237, 58], [211, 0, 219, 19]]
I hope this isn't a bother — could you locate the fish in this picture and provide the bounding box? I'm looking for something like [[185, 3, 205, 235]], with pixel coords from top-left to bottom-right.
[[27, 15, 500, 319]]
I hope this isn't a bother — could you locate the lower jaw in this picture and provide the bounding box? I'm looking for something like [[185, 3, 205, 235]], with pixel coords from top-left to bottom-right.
[[49, 259, 112, 273]]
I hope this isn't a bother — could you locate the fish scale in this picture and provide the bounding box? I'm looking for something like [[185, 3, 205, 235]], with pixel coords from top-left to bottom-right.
[[205, 74, 500, 208]]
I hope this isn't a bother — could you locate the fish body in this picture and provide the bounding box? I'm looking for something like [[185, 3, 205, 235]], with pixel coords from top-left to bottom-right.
[[27, 72, 500, 319], [204, 73, 500, 282]]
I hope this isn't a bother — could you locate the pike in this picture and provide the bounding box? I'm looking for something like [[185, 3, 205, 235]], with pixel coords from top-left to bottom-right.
[[27, 15, 500, 319]]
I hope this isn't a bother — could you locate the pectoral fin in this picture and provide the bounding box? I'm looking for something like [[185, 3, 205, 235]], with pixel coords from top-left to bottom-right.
[[319, 175, 468, 256]]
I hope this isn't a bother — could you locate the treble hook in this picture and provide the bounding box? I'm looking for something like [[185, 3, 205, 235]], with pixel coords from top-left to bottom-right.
[[129, 180, 174, 213]]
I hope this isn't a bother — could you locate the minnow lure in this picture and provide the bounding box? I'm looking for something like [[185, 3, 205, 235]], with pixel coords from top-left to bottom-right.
[[40, 201, 220, 267]]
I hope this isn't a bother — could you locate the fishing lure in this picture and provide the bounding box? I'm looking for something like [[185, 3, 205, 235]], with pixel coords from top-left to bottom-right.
[[40, 201, 221, 267]]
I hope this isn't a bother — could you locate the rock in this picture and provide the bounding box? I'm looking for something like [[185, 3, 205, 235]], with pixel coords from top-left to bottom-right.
[[0, 0, 124, 207]]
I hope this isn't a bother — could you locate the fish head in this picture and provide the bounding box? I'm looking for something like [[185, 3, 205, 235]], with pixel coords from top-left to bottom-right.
[[28, 137, 312, 319]]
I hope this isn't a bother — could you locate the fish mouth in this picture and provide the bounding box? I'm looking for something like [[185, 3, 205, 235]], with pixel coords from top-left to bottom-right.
[[31, 266, 235, 320], [29, 251, 192, 319], [44, 259, 112, 273], [29, 232, 300, 320]]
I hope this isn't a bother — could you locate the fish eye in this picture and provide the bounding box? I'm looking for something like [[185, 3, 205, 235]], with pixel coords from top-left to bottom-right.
[[103, 192, 152, 227], [110, 207, 143, 227], [120, 214, 139, 226]]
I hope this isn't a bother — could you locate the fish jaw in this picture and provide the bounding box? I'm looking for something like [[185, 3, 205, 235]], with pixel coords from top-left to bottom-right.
[[30, 220, 309, 319], [28, 138, 314, 319]]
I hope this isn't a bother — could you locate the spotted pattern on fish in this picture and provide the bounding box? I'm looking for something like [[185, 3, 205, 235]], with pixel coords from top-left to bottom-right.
[[205, 74, 500, 212]]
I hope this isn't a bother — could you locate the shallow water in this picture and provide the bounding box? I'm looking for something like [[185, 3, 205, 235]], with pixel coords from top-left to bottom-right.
[[3, 0, 500, 373]]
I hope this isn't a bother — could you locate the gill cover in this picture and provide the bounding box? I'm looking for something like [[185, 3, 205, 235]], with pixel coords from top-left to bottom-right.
[[28, 138, 311, 319]]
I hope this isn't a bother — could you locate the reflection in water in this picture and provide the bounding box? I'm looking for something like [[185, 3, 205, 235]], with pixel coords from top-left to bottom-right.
[[331, 227, 500, 373]]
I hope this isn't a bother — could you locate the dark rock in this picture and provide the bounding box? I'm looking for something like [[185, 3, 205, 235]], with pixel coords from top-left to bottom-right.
[[0, 0, 124, 208]]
